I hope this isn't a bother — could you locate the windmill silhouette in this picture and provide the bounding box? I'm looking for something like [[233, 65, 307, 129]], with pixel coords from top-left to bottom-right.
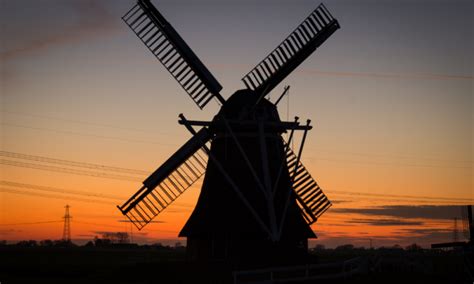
[[118, 0, 339, 264]]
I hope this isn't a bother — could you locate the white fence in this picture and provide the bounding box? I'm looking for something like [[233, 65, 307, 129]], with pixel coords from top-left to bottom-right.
[[233, 256, 369, 284]]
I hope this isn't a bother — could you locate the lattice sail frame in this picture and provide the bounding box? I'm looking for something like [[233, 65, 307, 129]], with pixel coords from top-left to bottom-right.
[[118, 128, 212, 230], [284, 140, 331, 225], [123, 0, 224, 109], [242, 3, 339, 95]]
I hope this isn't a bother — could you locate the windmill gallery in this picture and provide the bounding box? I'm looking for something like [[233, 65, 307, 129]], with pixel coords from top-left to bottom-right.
[[117, 0, 339, 266]]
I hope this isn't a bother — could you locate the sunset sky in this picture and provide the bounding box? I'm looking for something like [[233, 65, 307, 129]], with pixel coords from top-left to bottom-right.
[[1, 0, 472, 248]]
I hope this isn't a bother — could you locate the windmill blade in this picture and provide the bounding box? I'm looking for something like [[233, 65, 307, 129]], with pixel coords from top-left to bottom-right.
[[118, 127, 212, 230], [123, 0, 225, 109], [284, 140, 331, 225], [242, 3, 339, 95]]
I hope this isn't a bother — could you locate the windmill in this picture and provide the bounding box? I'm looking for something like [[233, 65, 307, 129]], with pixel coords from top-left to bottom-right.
[[118, 0, 340, 263]]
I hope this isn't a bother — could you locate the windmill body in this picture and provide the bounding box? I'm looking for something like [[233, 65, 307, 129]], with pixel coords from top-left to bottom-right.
[[118, 0, 340, 265], [180, 90, 315, 262]]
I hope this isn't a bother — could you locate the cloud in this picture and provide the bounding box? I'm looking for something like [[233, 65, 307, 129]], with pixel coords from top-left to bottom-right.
[[313, 228, 456, 249], [346, 218, 424, 226], [332, 205, 464, 220], [314, 205, 468, 247], [0, 0, 121, 60], [91, 230, 148, 236], [92, 230, 127, 235], [77, 234, 95, 238], [0, 229, 23, 235], [117, 220, 165, 224], [395, 228, 454, 238], [395, 228, 460, 244], [330, 199, 352, 204], [317, 223, 355, 227]]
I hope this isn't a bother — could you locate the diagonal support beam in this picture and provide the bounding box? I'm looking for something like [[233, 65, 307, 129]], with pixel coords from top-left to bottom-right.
[[180, 114, 275, 240], [274, 85, 290, 106], [272, 116, 299, 198], [285, 116, 299, 152], [221, 116, 269, 199], [258, 119, 278, 240]]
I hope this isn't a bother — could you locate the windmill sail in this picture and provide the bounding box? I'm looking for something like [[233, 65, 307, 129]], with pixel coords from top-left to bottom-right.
[[242, 3, 339, 95], [123, 0, 225, 109], [284, 140, 331, 225], [118, 128, 212, 230]]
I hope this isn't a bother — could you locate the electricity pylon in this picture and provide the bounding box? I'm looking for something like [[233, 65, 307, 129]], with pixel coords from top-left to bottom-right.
[[62, 205, 72, 242]]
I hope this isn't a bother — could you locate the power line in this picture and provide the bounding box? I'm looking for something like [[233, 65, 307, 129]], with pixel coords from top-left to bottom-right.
[[0, 218, 446, 231], [318, 215, 455, 224], [0, 187, 116, 205], [74, 221, 129, 229], [0, 219, 179, 235], [317, 218, 454, 226], [0, 180, 127, 201], [0, 185, 194, 208], [0, 181, 465, 209], [328, 196, 471, 205], [326, 190, 473, 203], [1, 123, 176, 147], [2, 110, 171, 136], [0, 151, 148, 175], [76, 220, 180, 234], [210, 63, 473, 81], [1, 150, 470, 206], [9, 119, 467, 169], [310, 148, 473, 165], [304, 156, 471, 169], [2, 161, 469, 206], [297, 68, 473, 81], [118, 220, 163, 223], [0, 220, 62, 226], [0, 159, 141, 182]]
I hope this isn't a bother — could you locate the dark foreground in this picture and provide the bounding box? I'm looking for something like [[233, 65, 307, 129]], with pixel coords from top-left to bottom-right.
[[0, 246, 470, 284]]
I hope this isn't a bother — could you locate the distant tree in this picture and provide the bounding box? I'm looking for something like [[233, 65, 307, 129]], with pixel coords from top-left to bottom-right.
[[405, 243, 422, 251], [39, 239, 54, 247], [52, 240, 75, 247], [0, 240, 7, 246], [150, 243, 167, 250], [16, 240, 37, 247], [94, 236, 112, 247], [100, 232, 130, 244], [335, 244, 354, 251], [84, 240, 94, 247], [313, 244, 326, 251]]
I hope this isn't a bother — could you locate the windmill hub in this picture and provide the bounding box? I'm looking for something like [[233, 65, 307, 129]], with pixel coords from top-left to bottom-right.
[[118, 0, 340, 267]]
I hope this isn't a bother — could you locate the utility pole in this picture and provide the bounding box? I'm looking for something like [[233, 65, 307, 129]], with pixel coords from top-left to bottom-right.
[[62, 205, 72, 242], [453, 217, 459, 243], [468, 205, 473, 243]]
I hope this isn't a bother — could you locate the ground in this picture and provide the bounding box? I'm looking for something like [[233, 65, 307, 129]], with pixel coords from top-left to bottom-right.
[[0, 245, 468, 284]]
